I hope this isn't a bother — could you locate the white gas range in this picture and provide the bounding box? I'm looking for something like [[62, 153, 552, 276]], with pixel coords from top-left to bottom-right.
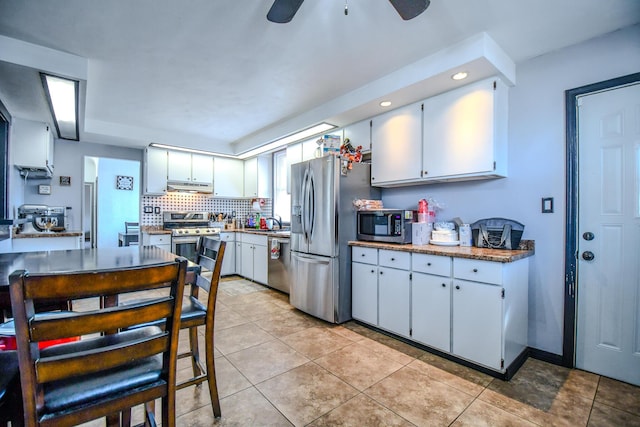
[[163, 211, 221, 261]]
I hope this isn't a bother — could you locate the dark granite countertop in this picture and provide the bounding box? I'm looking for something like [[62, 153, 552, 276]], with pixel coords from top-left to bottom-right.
[[13, 230, 84, 239], [348, 240, 535, 263]]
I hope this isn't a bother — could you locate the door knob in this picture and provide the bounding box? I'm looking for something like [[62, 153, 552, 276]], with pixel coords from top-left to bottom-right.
[[582, 251, 595, 261], [583, 232, 595, 241]]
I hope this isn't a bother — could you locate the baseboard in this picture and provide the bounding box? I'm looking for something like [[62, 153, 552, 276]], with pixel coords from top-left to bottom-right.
[[529, 347, 567, 367]]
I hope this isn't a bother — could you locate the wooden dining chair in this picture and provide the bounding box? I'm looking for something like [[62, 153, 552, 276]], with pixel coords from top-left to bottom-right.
[[125, 222, 140, 245], [177, 237, 225, 418], [8, 257, 188, 427]]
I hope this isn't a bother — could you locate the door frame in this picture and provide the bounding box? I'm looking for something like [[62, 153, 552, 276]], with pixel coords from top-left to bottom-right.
[[563, 71, 640, 368]]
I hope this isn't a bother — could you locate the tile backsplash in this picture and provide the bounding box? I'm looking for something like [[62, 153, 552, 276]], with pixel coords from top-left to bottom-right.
[[141, 193, 272, 227]]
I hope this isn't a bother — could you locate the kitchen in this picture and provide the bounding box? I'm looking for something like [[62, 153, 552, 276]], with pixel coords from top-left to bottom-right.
[[0, 1, 639, 425]]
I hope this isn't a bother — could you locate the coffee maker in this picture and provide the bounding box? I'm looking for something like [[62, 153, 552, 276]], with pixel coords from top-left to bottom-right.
[[18, 205, 67, 233]]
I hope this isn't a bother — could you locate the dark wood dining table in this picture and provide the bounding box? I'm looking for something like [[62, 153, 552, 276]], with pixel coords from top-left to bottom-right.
[[0, 246, 199, 320]]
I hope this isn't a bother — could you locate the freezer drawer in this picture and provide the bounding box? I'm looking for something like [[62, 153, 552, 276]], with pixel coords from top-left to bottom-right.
[[290, 252, 338, 323]]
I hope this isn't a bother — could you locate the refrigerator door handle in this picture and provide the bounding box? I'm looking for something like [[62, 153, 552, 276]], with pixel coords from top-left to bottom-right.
[[308, 169, 316, 243], [301, 168, 309, 242]]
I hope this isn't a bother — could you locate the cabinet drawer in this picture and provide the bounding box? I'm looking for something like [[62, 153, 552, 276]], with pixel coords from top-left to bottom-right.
[[378, 249, 410, 270], [148, 234, 170, 245], [240, 233, 267, 246], [412, 253, 450, 277], [220, 232, 235, 242], [453, 258, 503, 285], [352, 247, 377, 265]]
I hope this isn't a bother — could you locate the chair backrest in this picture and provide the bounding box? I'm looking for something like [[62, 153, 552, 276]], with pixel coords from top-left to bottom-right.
[[125, 221, 140, 234], [9, 258, 188, 427], [193, 237, 226, 320]]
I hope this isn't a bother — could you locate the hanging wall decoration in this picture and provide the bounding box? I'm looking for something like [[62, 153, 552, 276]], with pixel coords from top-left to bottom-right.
[[116, 175, 134, 190]]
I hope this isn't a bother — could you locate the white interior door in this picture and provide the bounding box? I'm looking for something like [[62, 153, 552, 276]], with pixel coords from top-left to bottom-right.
[[576, 82, 640, 386]]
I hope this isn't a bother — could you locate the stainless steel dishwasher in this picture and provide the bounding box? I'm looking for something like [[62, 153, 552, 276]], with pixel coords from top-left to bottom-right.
[[267, 236, 290, 294]]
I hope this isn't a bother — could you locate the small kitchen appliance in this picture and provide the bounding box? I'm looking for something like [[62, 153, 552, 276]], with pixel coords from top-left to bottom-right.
[[18, 205, 67, 233], [162, 211, 220, 261], [356, 209, 416, 244]]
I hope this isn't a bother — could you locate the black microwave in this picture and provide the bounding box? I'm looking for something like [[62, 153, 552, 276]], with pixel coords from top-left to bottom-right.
[[356, 209, 416, 244]]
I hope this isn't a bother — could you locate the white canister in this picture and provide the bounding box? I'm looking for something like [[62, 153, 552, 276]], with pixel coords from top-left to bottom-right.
[[459, 224, 472, 246], [412, 222, 433, 245]]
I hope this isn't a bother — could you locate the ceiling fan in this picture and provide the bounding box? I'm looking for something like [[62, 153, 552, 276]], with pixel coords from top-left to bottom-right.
[[267, 0, 431, 23]]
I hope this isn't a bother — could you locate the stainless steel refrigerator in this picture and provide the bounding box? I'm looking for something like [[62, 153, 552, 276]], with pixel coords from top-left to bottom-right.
[[290, 156, 380, 323]]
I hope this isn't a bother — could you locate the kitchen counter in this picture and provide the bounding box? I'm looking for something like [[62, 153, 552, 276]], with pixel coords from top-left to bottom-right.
[[236, 229, 290, 238], [13, 230, 83, 239], [141, 226, 171, 235], [348, 239, 534, 263]]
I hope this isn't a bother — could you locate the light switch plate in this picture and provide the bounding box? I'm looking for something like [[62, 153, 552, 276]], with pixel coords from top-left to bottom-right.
[[542, 197, 554, 213]]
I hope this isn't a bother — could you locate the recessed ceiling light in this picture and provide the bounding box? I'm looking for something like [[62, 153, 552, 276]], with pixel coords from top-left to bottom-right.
[[451, 72, 468, 81], [41, 73, 79, 141], [380, 101, 392, 107]]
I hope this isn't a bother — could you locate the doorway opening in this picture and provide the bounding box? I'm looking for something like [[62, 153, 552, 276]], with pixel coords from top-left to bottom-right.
[[83, 156, 140, 248]]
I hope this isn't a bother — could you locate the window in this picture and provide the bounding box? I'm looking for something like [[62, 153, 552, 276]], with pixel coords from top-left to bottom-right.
[[273, 149, 290, 223]]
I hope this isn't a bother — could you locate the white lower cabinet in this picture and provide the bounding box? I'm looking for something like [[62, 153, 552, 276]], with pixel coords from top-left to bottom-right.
[[351, 261, 378, 325], [141, 233, 171, 252], [411, 253, 452, 352], [351, 245, 529, 374], [219, 232, 236, 276], [378, 250, 411, 338], [239, 233, 268, 284], [412, 272, 451, 353], [452, 279, 503, 370], [12, 235, 82, 253]]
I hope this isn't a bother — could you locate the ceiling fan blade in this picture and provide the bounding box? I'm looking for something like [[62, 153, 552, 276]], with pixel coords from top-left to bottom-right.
[[267, 0, 305, 23], [388, 0, 430, 20]]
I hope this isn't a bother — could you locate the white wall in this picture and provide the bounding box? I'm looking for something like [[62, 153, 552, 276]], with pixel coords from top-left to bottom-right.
[[381, 24, 640, 355]]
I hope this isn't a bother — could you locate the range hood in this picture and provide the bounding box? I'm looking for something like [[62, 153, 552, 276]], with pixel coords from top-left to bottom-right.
[[15, 165, 53, 179], [166, 181, 213, 194]]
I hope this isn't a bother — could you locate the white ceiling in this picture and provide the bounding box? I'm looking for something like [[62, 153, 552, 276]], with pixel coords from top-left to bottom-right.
[[0, 0, 638, 156]]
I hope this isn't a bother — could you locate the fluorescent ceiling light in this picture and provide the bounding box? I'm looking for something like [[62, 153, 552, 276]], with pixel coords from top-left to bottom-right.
[[149, 143, 237, 159], [41, 73, 79, 141], [451, 71, 468, 81], [380, 101, 392, 107], [237, 122, 336, 160]]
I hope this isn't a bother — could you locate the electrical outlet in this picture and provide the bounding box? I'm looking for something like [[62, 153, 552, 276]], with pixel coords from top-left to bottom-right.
[[542, 197, 554, 213]]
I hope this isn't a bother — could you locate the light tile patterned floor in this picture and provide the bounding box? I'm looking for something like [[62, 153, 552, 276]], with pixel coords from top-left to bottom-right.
[[82, 277, 640, 426]]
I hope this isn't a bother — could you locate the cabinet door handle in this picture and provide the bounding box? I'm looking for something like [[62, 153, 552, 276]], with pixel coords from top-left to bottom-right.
[[455, 285, 460, 290], [371, 269, 375, 273], [473, 268, 478, 273], [391, 257, 395, 261], [361, 253, 365, 257], [427, 262, 432, 266], [441, 283, 446, 287], [380, 271, 384, 275]]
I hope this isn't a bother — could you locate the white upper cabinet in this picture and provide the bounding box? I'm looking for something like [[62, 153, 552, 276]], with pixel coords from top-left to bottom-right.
[[190, 153, 214, 183], [370, 101, 423, 186], [167, 152, 213, 184], [343, 119, 371, 153], [422, 77, 508, 181], [244, 156, 271, 198], [167, 151, 191, 182], [213, 157, 244, 198], [11, 119, 54, 174], [143, 147, 168, 195]]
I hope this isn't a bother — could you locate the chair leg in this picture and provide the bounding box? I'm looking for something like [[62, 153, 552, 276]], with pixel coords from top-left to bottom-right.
[[205, 324, 221, 418], [188, 326, 203, 378]]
